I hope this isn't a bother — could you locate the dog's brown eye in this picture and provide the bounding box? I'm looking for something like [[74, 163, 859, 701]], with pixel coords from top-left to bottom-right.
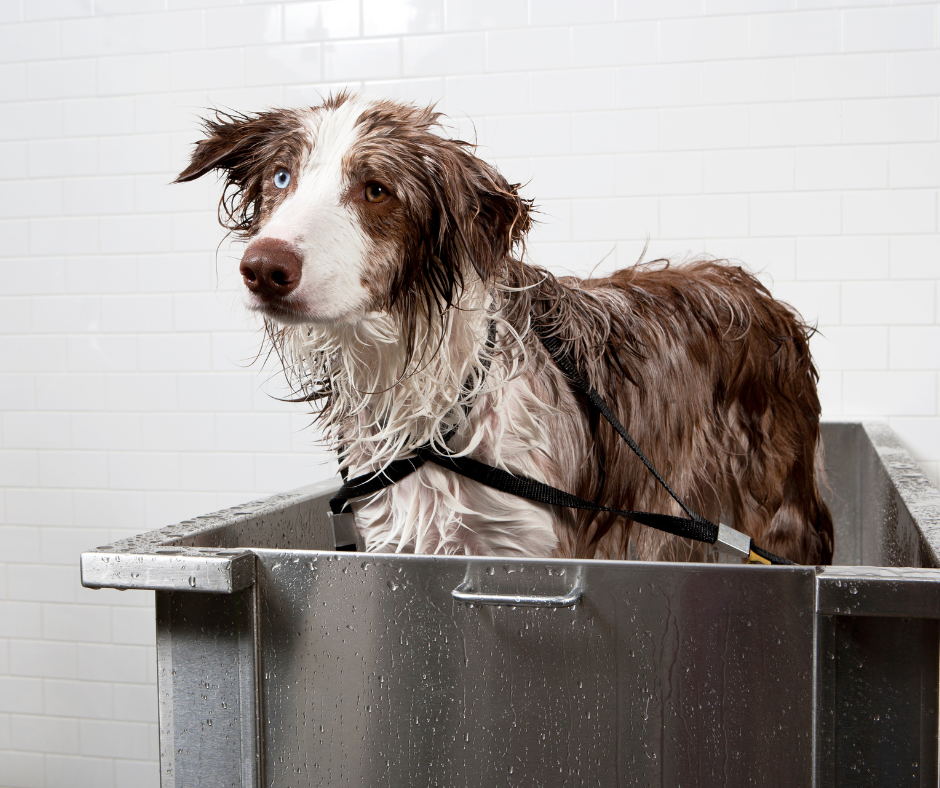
[[363, 182, 390, 203]]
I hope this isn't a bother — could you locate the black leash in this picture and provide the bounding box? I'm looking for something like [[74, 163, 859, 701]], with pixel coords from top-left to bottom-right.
[[330, 319, 795, 565], [530, 326, 792, 564], [534, 328, 698, 522]]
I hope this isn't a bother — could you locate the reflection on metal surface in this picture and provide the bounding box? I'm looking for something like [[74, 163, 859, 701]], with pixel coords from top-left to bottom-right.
[[822, 421, 940, 568], [77, 422, 940, 787]]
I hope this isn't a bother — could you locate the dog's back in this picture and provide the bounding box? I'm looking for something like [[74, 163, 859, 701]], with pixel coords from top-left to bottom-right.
[[524, 258, 834, 565]]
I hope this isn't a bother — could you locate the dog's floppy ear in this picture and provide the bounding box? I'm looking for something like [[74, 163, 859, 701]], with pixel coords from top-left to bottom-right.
[[432, 143, 532, 282], [175, 109, 303, 236], [175, 111, 262, 183]]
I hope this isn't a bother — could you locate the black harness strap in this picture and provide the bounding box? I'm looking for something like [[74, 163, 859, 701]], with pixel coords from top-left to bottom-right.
[[331, 455, 426, 513], [534, 327, 700, 524], [329, 318, 795, 566], [529, 327, 793, 565], [418, 450, 717, 544], [330, 320, 496, 516]]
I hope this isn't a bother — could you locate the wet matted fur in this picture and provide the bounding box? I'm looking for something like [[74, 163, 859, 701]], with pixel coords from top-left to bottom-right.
[[177, 93, 834, 565]]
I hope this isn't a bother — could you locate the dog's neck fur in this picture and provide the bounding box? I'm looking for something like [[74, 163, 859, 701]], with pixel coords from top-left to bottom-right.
[[286, 277, 527, 472], [282, 275, 563, 556]]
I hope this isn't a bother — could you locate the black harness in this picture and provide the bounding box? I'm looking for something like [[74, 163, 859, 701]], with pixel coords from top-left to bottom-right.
[[329, 321, 794, 566]]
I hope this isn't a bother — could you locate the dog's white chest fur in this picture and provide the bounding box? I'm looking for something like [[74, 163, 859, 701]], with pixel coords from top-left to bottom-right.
[[351, 375, 560, 557], [286, 288, 562, 557]]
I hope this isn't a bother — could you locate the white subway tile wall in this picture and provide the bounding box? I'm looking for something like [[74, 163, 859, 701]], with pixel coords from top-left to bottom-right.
[[0, 1, 938, 784]]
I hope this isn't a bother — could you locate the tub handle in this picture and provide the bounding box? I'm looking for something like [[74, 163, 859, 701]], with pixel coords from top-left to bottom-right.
[[452, 575, 583, 608]]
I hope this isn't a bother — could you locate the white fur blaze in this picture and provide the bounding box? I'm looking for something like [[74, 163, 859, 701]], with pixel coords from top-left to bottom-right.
[[254, 98, 373, 323]]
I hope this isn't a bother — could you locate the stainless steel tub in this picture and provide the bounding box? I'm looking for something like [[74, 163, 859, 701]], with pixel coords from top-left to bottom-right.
[[81, 421, 940, 787]]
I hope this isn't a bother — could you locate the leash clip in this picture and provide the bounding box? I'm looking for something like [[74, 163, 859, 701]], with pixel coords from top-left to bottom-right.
[[714, 523, 751, 559]]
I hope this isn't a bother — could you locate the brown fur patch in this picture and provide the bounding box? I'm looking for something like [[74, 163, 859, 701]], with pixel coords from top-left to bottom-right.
[[508, 260, 834, 563]]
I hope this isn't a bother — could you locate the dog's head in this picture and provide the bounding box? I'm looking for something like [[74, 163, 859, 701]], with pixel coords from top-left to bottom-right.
[[176, 93, 531, 327]]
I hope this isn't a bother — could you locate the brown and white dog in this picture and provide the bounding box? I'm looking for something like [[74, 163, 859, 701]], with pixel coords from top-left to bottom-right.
[[177, 93, 834, 565]]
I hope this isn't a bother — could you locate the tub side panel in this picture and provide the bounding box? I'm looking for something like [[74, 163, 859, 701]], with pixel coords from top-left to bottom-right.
[[862, 423, 940, 569], [816, 614, 939, 788], [255, 553, 815, 788], [156, 588, 260, 788], [821, 422, 940, 569]]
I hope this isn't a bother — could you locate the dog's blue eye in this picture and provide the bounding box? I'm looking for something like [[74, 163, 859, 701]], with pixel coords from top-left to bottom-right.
[[273, 168, 291, 189]]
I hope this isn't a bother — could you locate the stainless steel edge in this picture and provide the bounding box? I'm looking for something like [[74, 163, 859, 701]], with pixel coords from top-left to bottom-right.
[[156, 594, 176, 788], [79, 477, 341, 592], [81, 549, 256, 593], [89, 478, 340, 554], [816, 566, 940, 618], [157, 588, 262, 787]]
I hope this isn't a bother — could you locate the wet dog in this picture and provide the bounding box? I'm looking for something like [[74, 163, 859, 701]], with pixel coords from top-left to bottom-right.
[[177, 93, 833, 564]]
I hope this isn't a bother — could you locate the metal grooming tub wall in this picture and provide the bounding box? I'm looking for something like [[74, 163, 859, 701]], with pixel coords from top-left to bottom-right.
[[81, 422, 940, 788]]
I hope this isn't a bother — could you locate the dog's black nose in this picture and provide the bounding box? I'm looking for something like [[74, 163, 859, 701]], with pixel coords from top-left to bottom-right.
[[240, 238, 303, 300]]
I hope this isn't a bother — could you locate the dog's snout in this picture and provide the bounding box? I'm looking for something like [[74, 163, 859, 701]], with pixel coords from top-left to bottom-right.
[[240, 238, 303, 299]]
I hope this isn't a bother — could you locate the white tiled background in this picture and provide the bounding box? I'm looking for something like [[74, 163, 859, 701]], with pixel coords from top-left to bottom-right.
[[1, 0, 938, 785]]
